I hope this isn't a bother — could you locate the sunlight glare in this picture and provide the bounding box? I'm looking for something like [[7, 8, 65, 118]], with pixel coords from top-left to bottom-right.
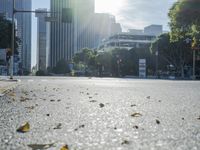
[[95, 0, 126, 15]]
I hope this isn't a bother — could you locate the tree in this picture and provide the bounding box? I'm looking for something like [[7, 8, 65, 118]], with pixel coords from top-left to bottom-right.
[[73, 48, 97, 69], [169, 0, 200, 78], [169, 0, 200, 44], [52, 59, 70, 74], [0, 16, 20, 54], [150, 33, 192, 78], [96, 51, 112, 76]]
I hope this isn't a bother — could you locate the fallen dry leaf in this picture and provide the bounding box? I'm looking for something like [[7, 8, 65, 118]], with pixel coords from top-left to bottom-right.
[[60, 145, 69, 150], [89, 100, 97, 103], [156, 119, 160, 124], [74, 124, 85, 131], [53, 123, 62, 129], [121, 140, 130, 145], [131, 113, 142, 117], [8, 92, 16, 97], [99, 103, 105, 108], [20, 96, 30, 102], [25, 106, 35, 110], [133, 125, 139, 129], [28, 143, 55, 150], [17, 122, 30, 133]]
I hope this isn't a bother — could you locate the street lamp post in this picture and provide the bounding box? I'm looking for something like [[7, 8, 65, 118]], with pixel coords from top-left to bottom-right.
[[10, 0, 15, 79]]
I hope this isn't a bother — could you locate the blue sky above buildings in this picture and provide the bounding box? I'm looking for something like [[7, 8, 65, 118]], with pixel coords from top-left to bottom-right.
[[31, 0, 176, 67]]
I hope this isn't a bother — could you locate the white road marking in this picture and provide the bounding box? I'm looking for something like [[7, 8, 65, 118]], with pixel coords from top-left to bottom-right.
[[41, 79, 48, 82], [28, 80, 34, 82]]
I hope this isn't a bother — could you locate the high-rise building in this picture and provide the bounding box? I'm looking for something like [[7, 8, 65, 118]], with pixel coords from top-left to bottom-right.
[[93, 13, 122, 47], [35, 9, 48, 71], [49, 0, 122, 68], [128, 29, 144, 35], [0, 0, 32, 73], [144, 25, 163, 36], [74, 0, 96, 53], [50, 0, 74, 68]]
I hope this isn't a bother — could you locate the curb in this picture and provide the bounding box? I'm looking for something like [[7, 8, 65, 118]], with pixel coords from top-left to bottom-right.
[[0, 80, 20, 97]]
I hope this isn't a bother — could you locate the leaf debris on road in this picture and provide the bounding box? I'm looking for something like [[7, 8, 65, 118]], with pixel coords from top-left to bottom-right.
[[53, 123, 62, 129], [131, 113, 142, 117], [20, 96, 30, 102], [146, 96, 151, 99], [133, 125, 139, 129], [99, 103, 105, 108], [89, 100, 97, 103], [7, 92, 16, 97], [25, 106, 35, 110], [156, 119, 160, 124], [121, 140, 130, 145], [28, 143, 55, 150], [74, 124, 85, 131], [17, 122, 30, 133], [60, 144, 69, 150]]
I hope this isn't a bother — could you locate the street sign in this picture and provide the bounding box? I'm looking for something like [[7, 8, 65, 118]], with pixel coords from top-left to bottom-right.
[[139, 59, 146, 78]]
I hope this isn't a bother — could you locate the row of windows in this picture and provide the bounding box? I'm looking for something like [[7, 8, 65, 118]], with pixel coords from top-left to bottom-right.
[[109, 35, 156, 41]]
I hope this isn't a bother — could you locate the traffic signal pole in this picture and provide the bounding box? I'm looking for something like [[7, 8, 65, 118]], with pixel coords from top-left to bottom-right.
[[10, 0, 58, 79], [10, 0, 15, 79]]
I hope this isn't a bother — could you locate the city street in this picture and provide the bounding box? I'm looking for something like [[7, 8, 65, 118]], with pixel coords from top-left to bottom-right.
[[0, 77, 200, 150]]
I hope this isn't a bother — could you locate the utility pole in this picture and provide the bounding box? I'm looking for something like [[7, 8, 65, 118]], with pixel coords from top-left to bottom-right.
[[10, 0, 15, 79]]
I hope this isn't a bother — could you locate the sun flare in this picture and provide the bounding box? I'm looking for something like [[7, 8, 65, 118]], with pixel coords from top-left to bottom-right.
[[95, 0, 126, 15]]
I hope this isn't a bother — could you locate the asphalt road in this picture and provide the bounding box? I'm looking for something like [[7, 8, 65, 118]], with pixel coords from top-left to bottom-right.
[[0, 77, 200, 150]]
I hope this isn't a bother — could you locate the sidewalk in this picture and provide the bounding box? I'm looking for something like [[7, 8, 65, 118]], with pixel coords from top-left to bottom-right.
[[0, 77, 19, 97]]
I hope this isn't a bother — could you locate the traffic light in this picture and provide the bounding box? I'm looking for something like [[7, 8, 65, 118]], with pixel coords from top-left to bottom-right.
[[62, 8, 73, 23]]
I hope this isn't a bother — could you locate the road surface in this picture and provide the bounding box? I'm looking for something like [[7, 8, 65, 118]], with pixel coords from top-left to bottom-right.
[[0, 77, 200, 150]]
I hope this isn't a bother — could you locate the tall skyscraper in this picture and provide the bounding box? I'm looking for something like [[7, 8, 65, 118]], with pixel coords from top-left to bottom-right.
[[50, 0, 74, 68], [74, 0, 96, 53], [35, 9, 48, 71], [0, 0, 32, 73], [49, 0, 121, 68]]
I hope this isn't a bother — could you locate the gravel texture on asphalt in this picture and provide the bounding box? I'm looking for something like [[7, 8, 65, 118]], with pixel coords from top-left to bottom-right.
[[0, 77, 200, 150]]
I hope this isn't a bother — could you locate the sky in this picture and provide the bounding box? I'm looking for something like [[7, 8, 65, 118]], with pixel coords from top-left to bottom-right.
[[31, 0, 176, 67]]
